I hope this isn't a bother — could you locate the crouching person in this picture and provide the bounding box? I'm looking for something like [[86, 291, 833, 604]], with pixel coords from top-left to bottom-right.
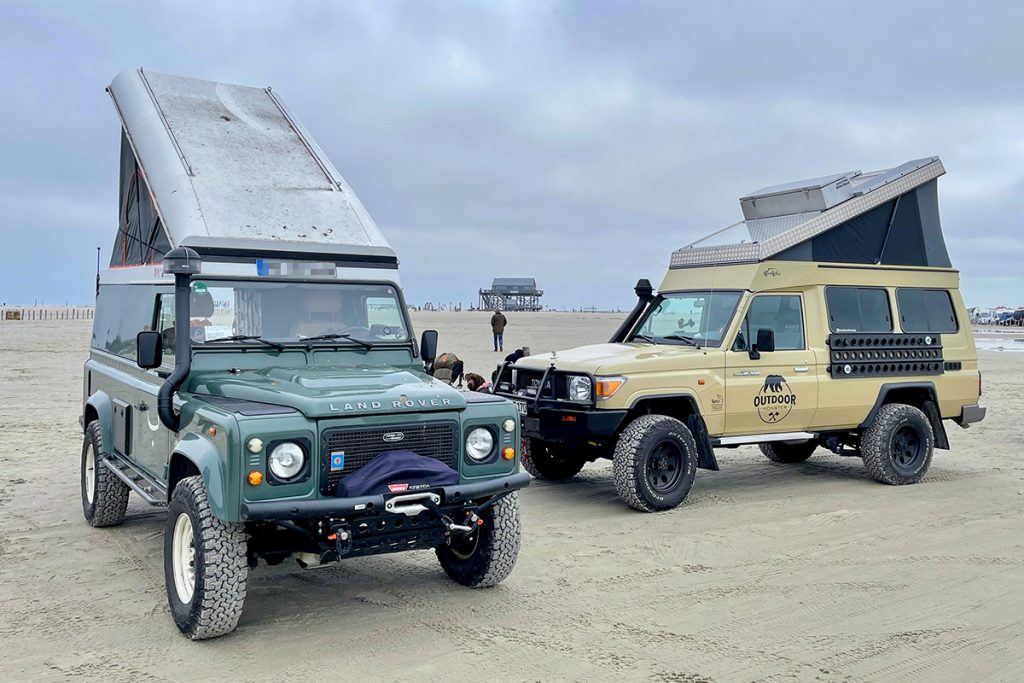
[[430, 352, 465, 387]]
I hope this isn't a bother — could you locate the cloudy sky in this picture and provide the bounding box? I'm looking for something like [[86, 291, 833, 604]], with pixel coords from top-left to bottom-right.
[[1, 1, 1021, 309]]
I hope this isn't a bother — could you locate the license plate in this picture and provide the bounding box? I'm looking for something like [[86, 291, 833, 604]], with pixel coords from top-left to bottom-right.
[[513, 399, 528, 416]]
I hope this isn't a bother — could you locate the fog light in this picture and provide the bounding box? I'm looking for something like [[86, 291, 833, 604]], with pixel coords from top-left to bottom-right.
[[502, 447, 515, 460], [247, 437, 264, 453], [502, 419, 516, 433], [247, 470, 263, 486]]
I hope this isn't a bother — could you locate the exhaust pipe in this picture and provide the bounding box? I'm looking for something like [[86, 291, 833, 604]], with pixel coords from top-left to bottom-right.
[[609, 278, 654, 343], [157, 247, 203, 432]]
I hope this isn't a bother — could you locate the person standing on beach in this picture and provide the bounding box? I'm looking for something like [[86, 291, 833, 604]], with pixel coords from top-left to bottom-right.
[[490, 308, 507, 352]]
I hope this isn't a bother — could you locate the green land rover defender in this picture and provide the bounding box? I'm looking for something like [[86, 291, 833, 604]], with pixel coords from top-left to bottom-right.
[[81, 69, 527, 639]]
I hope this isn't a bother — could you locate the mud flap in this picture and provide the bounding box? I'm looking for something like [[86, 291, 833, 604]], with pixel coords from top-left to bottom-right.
[[687, 413, 720, 471]]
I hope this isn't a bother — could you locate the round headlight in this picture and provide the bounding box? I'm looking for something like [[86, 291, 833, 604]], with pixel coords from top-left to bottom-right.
[[466, 428, 495, 461], [502, 419, 517, 433], [268, 442, 305, 480], [568, 375, 592, 401]]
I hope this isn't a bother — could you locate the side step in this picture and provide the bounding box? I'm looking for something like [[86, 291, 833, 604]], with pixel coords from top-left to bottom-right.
[[712, 431, 817, 447], [101, 452, 167, 506]]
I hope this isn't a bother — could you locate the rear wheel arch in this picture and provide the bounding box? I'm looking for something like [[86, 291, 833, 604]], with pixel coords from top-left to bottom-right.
[[627, 394, 718, 471], [861, 382, 949, 449], [84, 391, 114, 447]]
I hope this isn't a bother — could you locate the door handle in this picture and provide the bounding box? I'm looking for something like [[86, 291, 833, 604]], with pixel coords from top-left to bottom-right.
[[794, 366, 809, 373], [135, 402, 149, 412]]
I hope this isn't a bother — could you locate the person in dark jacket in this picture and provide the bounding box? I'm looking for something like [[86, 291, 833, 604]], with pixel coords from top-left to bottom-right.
[[490, 308, 508, 352]]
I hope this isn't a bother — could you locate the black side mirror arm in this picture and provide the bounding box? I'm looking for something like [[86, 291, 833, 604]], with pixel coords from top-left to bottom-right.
[[748, 346, 761, 361]]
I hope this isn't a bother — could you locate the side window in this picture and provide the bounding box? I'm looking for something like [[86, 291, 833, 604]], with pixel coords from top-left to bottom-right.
[[825, 286, 892, 332], [733, 295, 804, 351], [91, 285, 160, 360], [896, 288, 958, 333], [156, 294, 176, 364]]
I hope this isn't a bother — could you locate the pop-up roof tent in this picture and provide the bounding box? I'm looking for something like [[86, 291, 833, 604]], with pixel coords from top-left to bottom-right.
[[105, 68, 395, 275], [671, 157, 951, 269]]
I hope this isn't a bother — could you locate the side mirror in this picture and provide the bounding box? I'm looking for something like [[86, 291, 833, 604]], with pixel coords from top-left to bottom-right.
[[420, 329, 438, 364], [750, 327, 775, 360], [136, 331, 163, 370]]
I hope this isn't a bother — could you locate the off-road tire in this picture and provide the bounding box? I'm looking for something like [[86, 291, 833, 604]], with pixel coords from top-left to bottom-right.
[[164, 475, 248, 640], [760, 440, 818, 464], [861, 403, 934, 485], [612, 414, 698, 512], [436, 492, 521, 588], [522, 438, 585, 480], [81, 421, 130, 527]]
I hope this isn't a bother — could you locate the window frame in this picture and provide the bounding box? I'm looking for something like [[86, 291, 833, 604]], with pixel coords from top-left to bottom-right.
[[824, 285, 894, 334], [895, 287, 959, 334], [731, 292, 806, 352]]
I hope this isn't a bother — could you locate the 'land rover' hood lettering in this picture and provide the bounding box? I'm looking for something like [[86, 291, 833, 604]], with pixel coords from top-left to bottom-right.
[[187, 365, 465, 418]]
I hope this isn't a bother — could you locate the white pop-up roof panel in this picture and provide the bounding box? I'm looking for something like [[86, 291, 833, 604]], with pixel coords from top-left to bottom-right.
[[672, 157, 948, 268], [107, 69, 394, 259]]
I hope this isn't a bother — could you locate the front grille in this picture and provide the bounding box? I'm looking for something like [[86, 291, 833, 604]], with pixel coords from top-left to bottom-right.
[[319, 421, 458, 495]]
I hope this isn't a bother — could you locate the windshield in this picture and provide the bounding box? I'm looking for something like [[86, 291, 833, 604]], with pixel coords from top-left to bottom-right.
[[631, 290, 742, 348], [159, 280, 410, 347]]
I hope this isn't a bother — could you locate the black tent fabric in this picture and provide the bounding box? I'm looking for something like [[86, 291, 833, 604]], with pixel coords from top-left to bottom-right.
[[110, 131, 171, 266], [774, 180, 951, 268]]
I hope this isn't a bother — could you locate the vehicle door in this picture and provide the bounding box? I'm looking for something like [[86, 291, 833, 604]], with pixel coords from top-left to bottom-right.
[[725, 293, 818, 435], [130, 292, 173, 479]]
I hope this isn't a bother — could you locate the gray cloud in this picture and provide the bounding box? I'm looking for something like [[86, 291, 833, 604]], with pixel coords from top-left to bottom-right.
[[0, 1, 1020, 308]]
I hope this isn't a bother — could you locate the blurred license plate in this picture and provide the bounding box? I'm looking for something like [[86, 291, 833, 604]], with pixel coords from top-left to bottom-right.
[[513, 399, 527, 415]]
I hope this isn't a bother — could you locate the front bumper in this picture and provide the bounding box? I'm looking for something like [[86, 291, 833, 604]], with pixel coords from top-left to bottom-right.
[[241, 471, 529, 521], [956, 404, 987, 426], [514, 400, 627, 442]]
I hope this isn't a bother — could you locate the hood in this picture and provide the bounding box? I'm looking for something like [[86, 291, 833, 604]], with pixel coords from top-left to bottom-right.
[[187, 364, 465, 418], [515, 342, 709, 375]]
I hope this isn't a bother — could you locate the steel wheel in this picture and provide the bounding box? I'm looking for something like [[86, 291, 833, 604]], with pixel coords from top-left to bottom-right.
[[171, 512, 197, 604], [84, 443, 96, 504], [890, 425, 924, 476], [646, 441, 683, 494]]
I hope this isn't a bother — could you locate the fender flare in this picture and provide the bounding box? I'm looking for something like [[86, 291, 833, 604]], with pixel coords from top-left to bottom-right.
[[628, 393, 719, 471], [84, 391, 114, 450], [860, 381, 949, 450], [169, 432, 238, 521]]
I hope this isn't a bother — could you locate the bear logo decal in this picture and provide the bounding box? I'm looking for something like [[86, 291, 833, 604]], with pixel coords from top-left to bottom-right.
[[754, 374, 796, 423]]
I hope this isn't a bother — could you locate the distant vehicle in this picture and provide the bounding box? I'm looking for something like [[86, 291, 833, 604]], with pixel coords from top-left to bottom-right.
[[81, 69, 527, 639], [496, 157, 985, 512]]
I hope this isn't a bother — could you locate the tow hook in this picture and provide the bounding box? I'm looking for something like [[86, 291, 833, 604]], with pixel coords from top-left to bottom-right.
[[328, 523, 353, 557]]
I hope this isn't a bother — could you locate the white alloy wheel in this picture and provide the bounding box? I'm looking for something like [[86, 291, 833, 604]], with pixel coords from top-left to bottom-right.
[[171, 513, 197, 603], [84, 443, 96, 504]]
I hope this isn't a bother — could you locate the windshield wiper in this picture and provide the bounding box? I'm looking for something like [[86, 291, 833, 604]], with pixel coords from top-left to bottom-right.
[[205, 335, 285, 351], [632, 334, 658, 344], [300, 333, 374, 350], [662, 334, 698, 346]]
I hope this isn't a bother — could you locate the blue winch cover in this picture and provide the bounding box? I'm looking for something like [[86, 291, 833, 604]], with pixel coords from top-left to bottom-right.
[[336, 450, 459, 498]]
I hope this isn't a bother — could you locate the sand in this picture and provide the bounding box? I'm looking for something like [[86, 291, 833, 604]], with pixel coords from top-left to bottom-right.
[[1, 312, 1022, 682]]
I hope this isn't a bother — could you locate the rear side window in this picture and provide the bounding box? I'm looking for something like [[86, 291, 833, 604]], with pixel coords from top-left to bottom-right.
[[91, 285, 162, 360], [896, 288, 958, 333], [825, 287, 892, 333]]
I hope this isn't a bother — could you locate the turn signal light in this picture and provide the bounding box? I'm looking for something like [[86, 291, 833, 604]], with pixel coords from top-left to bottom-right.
[[502, 447, 515, 460], [595, 378, 626, 399], [246, 470, 263, 486]]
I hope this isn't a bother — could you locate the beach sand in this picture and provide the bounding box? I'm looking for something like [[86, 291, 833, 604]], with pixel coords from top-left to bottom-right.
[[1, 312, 1022, 681]]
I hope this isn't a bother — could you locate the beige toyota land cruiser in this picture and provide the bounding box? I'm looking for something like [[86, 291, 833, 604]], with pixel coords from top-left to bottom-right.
[[494, 157, 985, 511]]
